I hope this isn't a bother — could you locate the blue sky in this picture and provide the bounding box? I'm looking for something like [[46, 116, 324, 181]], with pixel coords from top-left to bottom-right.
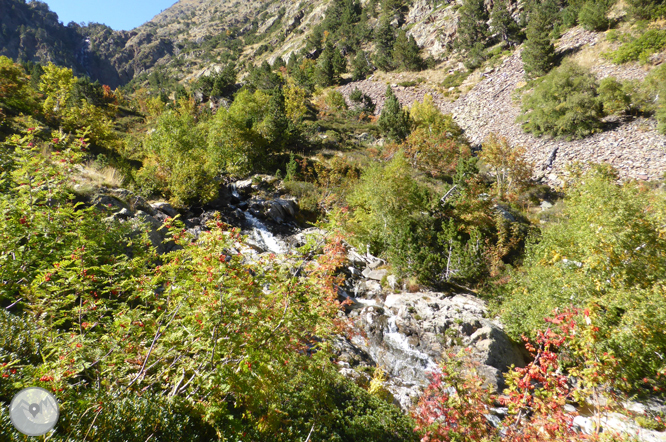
[[42, 0, 179, 31]]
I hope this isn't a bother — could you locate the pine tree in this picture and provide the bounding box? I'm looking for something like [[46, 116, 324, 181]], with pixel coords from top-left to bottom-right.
[[456, 0, 489, 53], [331, 46, 348, 77], [314, 44, 346, 86], [374, 16, 396, 71], [352, 50, 374, 80], [521, 8, 556, 79], [378, 85, 412, 141], [265, 87, 290, 153], [578, 0, 611, 31], [490, 0, 520, 45], [382, 0, 408, 24], [315, 45, 336, 86], [626, 0, 664, 20], [393, 30, 425, 71]]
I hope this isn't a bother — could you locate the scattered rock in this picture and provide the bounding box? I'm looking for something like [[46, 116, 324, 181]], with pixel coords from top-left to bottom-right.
[[540, 200, 554, 211], [337, 28, 666, 184], [362, 268, 389, 281], [151, 202, 178, 217]]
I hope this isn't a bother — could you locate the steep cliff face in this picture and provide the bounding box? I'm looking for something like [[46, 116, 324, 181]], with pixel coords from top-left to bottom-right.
[[0, 0, 173, 87], [0, 0, 469, 87], [0, 0, 81, 69], [0, 0, 333, 86]]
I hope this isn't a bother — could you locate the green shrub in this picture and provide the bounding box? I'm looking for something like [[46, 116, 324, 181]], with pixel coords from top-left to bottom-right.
[[521, 8, 556, 78], [332, 153, 496, 284], [519, 61, 603, 139], [578, 0, 612, 31], [284, 180, 321, 213], [52, 392, 218, 441], [139, 110, 217, 206], [499, 166, 666, 390], [626, 0, 666, 20], [245, 367, 420, 442], [465, 42, 489, 70], [646, 65, 666, 133], [636, 415, 666, 432], [598, 77, 631, 115], [378, 86, 412, 142], [208, 89, 282, 176], [607, 29, 666, 64], [324, 89, 348, 112], [440, 70, 470, 89], [350, 87, 364, 102], [621, 78, 656, 114]]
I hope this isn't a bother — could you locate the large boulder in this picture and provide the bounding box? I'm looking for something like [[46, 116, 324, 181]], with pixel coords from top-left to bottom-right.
[[266, 198, 298, 223], [345, 292, 525, 410]]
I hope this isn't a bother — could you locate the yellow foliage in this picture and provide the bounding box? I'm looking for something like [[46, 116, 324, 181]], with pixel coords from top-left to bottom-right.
[[39, 62, 76, 119], [284, 84, 308, 123], [368, 367, 393, 402], [410, 94, 441, 128], [479, 133, 532, 201], [61, 100, 115, 145]]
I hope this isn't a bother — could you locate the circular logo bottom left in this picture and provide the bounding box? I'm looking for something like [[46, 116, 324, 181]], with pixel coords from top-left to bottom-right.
[[9, 387, 59, 436]]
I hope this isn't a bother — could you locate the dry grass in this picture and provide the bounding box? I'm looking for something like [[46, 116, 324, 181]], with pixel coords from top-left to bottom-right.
[[570, 38, 615, 70], [609, 0, 628, 20], [369, 59, 463, 89], [74, 162, 124, 188]]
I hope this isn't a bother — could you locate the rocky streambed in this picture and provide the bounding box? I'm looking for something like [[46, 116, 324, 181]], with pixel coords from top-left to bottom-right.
[[76, 177, 666, 441]]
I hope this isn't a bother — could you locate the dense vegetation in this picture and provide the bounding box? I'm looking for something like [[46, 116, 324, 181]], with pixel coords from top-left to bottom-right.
[[1, 0, 666, 439]]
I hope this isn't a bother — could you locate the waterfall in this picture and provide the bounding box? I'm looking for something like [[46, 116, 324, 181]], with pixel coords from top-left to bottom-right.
[[243, 212, 287, 254], [382, 315, 440, 383]]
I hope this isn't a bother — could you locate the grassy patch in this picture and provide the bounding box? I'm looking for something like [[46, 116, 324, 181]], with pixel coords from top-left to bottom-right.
[[605, 28, 666, 63], [440, 70, 470, 89]]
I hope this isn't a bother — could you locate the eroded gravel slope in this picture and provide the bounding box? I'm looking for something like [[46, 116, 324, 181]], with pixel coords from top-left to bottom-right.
[[339, 28, 666, 183]]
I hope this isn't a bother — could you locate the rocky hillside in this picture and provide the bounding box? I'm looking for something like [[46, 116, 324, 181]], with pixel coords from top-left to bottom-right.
[[0, 0, 177, 87], [3, 0, 666, 190], [0, 0, 458, 87], [7, 0, 661, 184], [338, 26, 666, 184]]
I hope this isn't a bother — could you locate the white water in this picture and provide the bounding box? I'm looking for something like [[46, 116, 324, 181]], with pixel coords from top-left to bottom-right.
[[355, 304, 440, 386], [244, 212, 287, 254], [382, 316, 440, 382]]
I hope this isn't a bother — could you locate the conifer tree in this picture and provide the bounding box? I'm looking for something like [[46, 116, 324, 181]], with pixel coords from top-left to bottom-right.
[[378, 85, 412, 141], [265, 86, 290, 153], [332, 45, 348, 77], [578, 0, 611, 31], [626, 0, 664, 20], [382, 0, 408, 24], [352, 50, 374, 80], [456, 0, 489, 53], [521, 8, 556, 79], [374, 16, 396, 71], [490, 0, 520, 45], [315, 44, 346, 86], [393, 30, 425, 71]]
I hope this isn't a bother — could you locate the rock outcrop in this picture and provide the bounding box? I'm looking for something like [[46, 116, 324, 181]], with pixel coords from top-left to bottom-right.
[[338, 289, 525, 409]]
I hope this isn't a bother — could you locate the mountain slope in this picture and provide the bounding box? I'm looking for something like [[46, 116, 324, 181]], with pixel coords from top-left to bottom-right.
[[338, 26, 666, 183]]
